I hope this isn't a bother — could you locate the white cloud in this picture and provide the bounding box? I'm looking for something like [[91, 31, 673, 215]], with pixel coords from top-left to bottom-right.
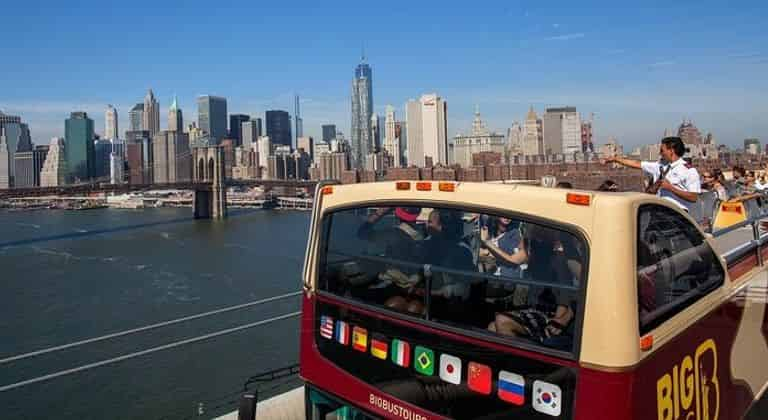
[[544, 33, 585, 41], [648, 60, 675, 68]]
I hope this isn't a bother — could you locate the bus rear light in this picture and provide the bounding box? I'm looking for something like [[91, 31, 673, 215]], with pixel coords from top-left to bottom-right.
[[640, 335, 654, 351], [416, 182, 432, 191], [566, 193, 591, 206], [396, 182, 411, 190], [438, 182, 455, 192], [321, 186, 334, 195]]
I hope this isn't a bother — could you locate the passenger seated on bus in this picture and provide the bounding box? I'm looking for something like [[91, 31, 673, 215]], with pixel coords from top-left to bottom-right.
[[480, 217, 527, 279], [701, 169, 728, 202], [487, 224, 578, 346], [355, 206, 425, 310], [385, 210, 475, 315]]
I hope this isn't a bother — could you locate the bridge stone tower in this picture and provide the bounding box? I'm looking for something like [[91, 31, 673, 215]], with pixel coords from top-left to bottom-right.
[[192, 146, 227, 219]]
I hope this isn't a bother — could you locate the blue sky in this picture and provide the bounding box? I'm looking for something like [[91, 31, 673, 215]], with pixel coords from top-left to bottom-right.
[[1, 0, 766, 149]]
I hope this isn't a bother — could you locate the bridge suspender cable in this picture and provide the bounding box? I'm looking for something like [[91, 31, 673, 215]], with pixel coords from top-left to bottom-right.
[[0, 311, 302, 393], [0, 291, 302, 365]]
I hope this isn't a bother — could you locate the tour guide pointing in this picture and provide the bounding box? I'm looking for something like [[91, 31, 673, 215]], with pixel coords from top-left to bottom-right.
[[603, 136, 701, 212]]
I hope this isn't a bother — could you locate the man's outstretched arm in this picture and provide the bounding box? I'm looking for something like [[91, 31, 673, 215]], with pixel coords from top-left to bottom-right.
[[603, 156, 642, 170]]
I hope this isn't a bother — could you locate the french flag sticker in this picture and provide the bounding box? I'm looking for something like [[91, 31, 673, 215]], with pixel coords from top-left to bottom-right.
[[497, 370, 525, 406]]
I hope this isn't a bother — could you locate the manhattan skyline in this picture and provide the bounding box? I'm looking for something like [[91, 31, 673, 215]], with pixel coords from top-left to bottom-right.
[[1, 0, 765, 149]]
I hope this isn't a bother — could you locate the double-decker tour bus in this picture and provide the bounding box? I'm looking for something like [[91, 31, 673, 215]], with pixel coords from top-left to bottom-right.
[[298, 180, 768, 419]]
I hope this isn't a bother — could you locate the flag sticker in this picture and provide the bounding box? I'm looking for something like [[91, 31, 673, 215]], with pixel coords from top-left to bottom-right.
[[334, 320, 349, 345], [439, 354, 462, 385], [532, 380, 561, 417], [371, 338, 388, 360], [352, 326, 368, 352], [391, 339, 411, 368], [320, 316, 334, 340], [498, 371, 525, 406], [414, 346, 434, 376], [467, 362, 492, 395]]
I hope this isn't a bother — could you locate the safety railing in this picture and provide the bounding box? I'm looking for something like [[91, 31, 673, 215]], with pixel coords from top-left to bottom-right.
[[710, 191, 768, 269]]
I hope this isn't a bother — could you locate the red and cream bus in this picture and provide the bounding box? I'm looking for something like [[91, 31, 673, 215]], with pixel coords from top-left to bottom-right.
[[298, 181, 768, 419]]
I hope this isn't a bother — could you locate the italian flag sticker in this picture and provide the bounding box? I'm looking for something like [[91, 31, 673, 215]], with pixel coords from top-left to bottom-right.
[[391, 339, 411, 368]]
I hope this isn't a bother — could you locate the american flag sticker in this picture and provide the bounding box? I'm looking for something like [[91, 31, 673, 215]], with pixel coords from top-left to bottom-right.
[[320, 316, 334, 339]]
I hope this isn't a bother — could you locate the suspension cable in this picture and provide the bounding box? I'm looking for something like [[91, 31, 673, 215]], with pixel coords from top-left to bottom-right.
[[0, 291, 301, 365], [0, 311, 301, 393]]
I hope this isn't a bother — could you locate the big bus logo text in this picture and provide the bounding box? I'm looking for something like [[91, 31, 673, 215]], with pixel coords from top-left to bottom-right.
[[656, 338, 720, 420]]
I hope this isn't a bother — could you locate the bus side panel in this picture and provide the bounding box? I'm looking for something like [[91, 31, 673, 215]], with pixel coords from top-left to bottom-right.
[[630, 294, 756, 420], [299, 295, 450, 420], [573, 369, 634, 420]]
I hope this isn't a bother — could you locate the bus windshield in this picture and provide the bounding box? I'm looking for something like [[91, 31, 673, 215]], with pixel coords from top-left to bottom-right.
[[318, 205, 587, 355]]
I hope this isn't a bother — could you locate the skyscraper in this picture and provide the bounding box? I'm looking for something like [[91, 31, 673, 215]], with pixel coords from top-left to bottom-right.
[[297, 136, 314, 161], [405, 99, 423, 167], [257, 136, 272, 172], [142, 89, 160, 136], [370, 113, 380, 151], [294, 94, 303, 147], [507, 122, 523, 157], [420, 93, 448, 166], [0, 111, 26, 187], [105, 104, 118, 140], [197, 95, 228, 144], [452, 107, 505, 168], [153, 130, 191, 183], [129, 103, 144, 132], [14, 145, 49, 187], [351, 58, 373, 169], [241, 118, 262, 149], [125, 130, 152, 184], [229, 114, 250, 147], [40, 137, 67, 187], [383, 105, 401, 167], [168, 96, 183, 132], [265, 110, 292, 147], [0, 128, 9, 188], [522, 107, 543, 156], [65, 111, 95, 181], [542, 107, 580, 155], [93, 138, 113, 179], [322, 124, 337, 143]]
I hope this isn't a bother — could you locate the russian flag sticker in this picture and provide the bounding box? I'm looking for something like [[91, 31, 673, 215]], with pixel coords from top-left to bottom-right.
[[497, 370, 525, 406]]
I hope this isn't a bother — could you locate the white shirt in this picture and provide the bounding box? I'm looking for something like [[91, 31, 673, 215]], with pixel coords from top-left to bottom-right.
[[641, 158, 702, 211]]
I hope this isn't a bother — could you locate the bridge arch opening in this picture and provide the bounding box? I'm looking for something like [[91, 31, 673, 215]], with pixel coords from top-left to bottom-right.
[[197, 158, 205, 181]]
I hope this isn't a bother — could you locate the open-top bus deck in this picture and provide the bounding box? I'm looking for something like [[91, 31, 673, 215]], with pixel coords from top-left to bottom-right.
[[298, 181, 768, 420]]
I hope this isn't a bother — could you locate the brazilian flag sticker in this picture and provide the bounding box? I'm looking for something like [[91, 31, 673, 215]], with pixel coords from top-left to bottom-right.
[[414, 346, 434, 376]]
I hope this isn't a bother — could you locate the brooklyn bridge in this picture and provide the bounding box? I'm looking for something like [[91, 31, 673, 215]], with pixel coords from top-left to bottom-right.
[[0, 146, 318, 219]]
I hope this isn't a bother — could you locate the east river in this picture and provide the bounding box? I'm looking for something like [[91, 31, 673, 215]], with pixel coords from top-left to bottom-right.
[[0, 208, 310, 419]]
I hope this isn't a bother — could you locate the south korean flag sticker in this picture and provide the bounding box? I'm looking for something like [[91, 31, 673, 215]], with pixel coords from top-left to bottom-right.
[[532, 380, 561, 417]]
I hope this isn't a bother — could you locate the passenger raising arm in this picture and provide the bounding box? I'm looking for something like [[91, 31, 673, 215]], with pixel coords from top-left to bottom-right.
[[603, 136, 701, 212]]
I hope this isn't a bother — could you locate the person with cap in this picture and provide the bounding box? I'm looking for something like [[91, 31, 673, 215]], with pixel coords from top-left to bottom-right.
[[357, 206, 426, 314], [357, 206, 424, 264], [603, 136, 701, 212]]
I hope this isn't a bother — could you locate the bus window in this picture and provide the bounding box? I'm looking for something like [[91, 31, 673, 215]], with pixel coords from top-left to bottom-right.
[[637, 204, 725, 334], [318, 205, 587, 354]]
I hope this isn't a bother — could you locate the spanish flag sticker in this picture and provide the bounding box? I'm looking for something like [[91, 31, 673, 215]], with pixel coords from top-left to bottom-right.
[[352, 326, 368, 352]]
